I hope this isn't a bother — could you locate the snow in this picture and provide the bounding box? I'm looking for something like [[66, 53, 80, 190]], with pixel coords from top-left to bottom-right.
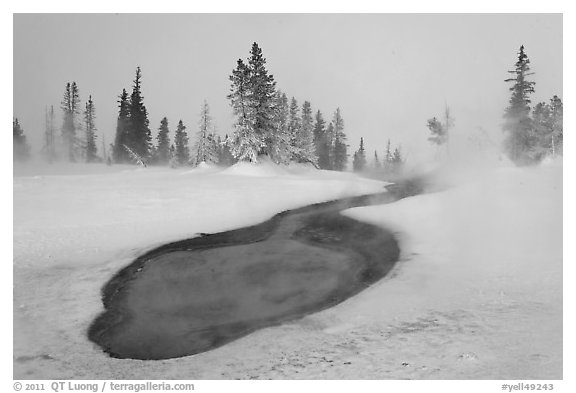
[[12, 162, 386, 379], [339, 160, 562, 379], [12, 159, 562, 380]]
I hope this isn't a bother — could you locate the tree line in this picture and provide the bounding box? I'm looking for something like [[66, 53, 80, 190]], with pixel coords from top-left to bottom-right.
[[15, 42, 353, 171], [350, 137, 405, 175], [501, 45, 563, 165], [14, 43, 561, 169]]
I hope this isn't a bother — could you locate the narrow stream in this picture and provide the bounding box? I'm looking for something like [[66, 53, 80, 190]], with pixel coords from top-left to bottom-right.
[[88, 178, 424, 360]]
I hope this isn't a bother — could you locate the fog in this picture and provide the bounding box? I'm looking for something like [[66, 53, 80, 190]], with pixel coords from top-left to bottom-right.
[[13, 14, 562, 166]]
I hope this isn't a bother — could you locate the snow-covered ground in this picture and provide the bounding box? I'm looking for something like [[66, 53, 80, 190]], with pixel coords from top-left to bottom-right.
[[12, 162, 386, 379], [12, 159, 562, 380]]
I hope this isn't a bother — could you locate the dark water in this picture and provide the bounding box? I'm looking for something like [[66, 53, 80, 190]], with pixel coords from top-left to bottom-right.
[[88, 179, 425, 360]]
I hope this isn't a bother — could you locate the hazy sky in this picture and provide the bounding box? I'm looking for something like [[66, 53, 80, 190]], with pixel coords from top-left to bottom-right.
[[13, 14, 562, 162]]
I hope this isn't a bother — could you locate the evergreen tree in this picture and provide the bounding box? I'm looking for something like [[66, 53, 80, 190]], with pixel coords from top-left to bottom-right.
[[43, 105, 57, 162], [269, 91, 292, 164], [532, 95, 563, 158], [383, 139, 393, 173], [391, 147, 404, 173], [13, 118, 30, 161], [503, 45, 537, 164], [314, 111, 330, 169], [156, 117, 171, 165], [113, 89, 131, 163], [61, 81, 81, 161], [288, 97, 301, 159], [174, 120, 190, 166], [352, 137, 367, 172], [193, 100, 218, 165], [247, 42, 277, 156], [426, 105, 454, 157], [332, 108, 348, 171], [127, 67, 152, 160], [295, 100, 318, 165], [228, 59, 259, 162], [217, 134, 237, 167], [373, 150, 381, 170], [228, 43, 278, 162], [385, 139, 392, 162], [84, 95, 98, 163], [322, 122, 335, 169], [549, 95, 563, 156]]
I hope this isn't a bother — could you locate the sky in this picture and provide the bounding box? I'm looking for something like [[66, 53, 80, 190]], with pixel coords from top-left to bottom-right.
[[13, 13, 562, 163]]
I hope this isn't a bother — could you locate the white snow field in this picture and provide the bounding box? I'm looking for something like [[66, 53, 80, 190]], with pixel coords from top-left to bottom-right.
[[12, 160, 562, 380]]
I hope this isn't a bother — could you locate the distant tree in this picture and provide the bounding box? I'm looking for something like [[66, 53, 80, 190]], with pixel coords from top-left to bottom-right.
[[382, 139, 395, 173], [288, 97, 301, 158], [532, 95, 563, 158], [113, 89, 131, 163], [173, 120, 190, 166], [269, 91, 292, 164], [322, 122, 335, 169], [373, 150, 381, 170], [314, 110, 331, 169], [295, 100, 318, 166], [84, 95, 98, 163], [127, 67, 152, 160], [426, 105, 454, 157], [13, 118, 30, 161], [61, 81, 81, 161], [352, 137, 367, 172], [332, 109, 348, 171], [42, 105, 57, 162], [155, 117, 171, 165], [503, 45, 537, 165], [391, 146, 404, 173], [193, 100, 219, 165], [549, 95, 563, 156]]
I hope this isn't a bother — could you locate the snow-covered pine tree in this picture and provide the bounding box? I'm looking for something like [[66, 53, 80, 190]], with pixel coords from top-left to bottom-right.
[[332, 108, 348, 171], [113, 89, 131, 163], [174, 120, 190, 166], [383, 139, 393, 173], [193, 100, 219, 166], [61, 82, 81, 161], [352, 137, 367, 172], [247, 42, 277, 157], [13, 118, 30, 161], [288, 97, 302, 160], [314, 111, 330, 169], [549, 95, 563, 156], [156, 117, 171, 165], [532, 95, 563, 159], [503, 45, 537, 165], [295, 100, 318, 166], [269, 91, 292, 164], [228, 59, 259, 162], [217, 134, 237, 167], [323, 122, 335, 169], [84, 95, 98, 163], [128, 67, 152, 160]]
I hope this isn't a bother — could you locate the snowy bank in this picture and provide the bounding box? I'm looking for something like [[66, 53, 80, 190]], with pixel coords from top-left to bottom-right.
[[13, 163, 386, 379], [338, 161, 562, 379]]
